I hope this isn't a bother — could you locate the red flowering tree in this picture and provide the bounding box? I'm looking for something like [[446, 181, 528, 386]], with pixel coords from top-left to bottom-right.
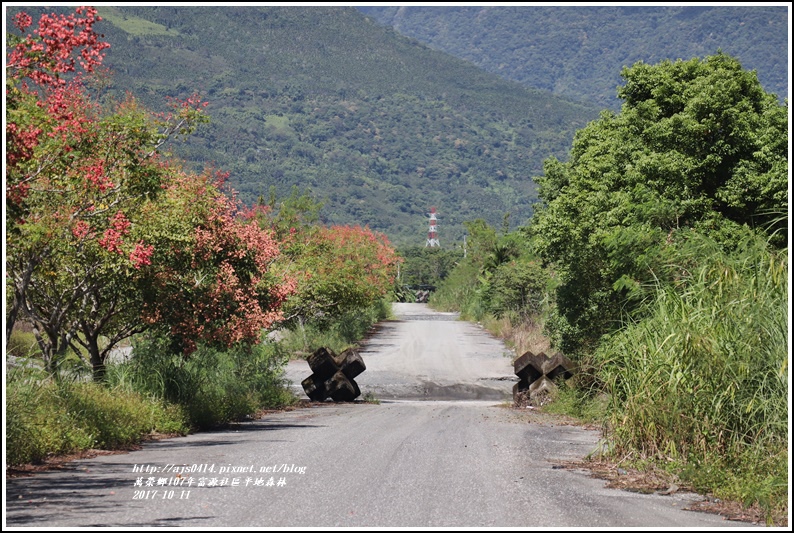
[[137, 170, 295, 356], [5, 7, 211, 377], [273, 222, 401, 329]]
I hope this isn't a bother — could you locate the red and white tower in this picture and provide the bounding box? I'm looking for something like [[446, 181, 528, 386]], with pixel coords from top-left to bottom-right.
[[426, 207, 440, 247]]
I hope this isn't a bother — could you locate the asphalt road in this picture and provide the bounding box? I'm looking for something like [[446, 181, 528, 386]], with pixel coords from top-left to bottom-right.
[[284, 303, 515, 401], [5, 303, 750, 528]]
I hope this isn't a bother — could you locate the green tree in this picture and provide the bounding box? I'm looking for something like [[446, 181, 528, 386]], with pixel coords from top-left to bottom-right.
[[462, 219, 498, 268], [263, 185, 324, 242], [530, 52, 788, 352], [397, 246, 463, 286]]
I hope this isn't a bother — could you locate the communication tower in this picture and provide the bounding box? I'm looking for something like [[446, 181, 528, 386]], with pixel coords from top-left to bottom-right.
[[426, 207, 440, 247]]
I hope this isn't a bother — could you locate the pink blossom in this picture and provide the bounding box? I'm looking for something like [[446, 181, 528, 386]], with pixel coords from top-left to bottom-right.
[[130, 242, 154, 269], [72, 220, 90, 239]]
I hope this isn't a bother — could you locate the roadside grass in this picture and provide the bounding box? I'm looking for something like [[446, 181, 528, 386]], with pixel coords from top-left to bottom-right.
[[591, 234, 788, 524], [6, 301, 394, 467], [433, 231, 787, 525], [109, 334, 298, 430], [361, 391, 381, 404], [7, 329, 42, 359], [7, 322, 133, 377], [540, 378, 609, 426], [478, 313, 551, 356], [6, 364, 189, 466], [427, 261, 480, 316], [6, 331, 299, 466]]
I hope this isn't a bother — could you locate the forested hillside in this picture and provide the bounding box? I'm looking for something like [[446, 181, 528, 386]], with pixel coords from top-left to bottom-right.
[[358, 5, 789, 110], [6, 5, 601, 246]]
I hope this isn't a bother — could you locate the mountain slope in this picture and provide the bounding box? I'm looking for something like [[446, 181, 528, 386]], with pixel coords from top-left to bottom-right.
[[358, 5, 789, 111], [21, 5, 600, 247]]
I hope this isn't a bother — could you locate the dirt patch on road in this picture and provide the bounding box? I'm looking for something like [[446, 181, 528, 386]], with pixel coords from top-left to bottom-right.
[[501, 401, 600, 430]]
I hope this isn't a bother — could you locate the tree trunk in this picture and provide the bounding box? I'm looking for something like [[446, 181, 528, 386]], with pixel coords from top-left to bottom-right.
[[6, 295, 20, 348], [6, 259, 38, 346], [33, 324, 71, 376], [85, 333, 106, 382]]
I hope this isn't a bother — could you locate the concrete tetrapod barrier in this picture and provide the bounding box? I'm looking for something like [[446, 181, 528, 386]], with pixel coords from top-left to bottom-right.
[[301, 347, 366, 402], [512, 350, 575, 404]]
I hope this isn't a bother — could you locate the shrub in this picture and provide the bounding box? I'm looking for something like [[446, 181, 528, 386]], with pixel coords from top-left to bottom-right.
[[279, 298, 392, 356], [120, 333, 296, 429]]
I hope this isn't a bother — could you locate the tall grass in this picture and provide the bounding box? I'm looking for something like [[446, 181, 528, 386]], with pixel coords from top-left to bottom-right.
[[428, 260, 484, 320], [7, 329, 42, 359], [479, 313, 552, 356], [593, 233, 788, 519], [6, 364, 188, 466], [108, 334, 297, 429]]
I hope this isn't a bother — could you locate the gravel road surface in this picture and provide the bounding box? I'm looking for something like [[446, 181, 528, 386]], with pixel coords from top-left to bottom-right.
[[5, 304, 750, 527]]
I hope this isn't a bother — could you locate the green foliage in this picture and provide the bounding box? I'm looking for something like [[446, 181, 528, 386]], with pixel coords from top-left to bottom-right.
[[429, 256, 479, 317], [55, 381, 182, 448], [531, 52, 788, 352], [6, 365, 188, 466], [429, 220, 552, 327], [397, 246, 463, 286], [676, 446, 787, 526], [7, 328, 42, 359], [6, 367, 92, 465], [279, 299, 392, 356], [592, 232, 787, 518], [362, 391, 381, 404], [359, 6, 788, 111], [117, 333, 296, 430], [482, 258, 548, 322], [462, 219, 498, 267], [426, 52, 788, 518], [426, 218, 498, 319], [264, 186, 324, 242], [540, 378, 609, 426]]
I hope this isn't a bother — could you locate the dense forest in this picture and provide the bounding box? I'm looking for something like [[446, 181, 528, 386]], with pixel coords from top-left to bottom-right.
[[359, 5, 788, 111]]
